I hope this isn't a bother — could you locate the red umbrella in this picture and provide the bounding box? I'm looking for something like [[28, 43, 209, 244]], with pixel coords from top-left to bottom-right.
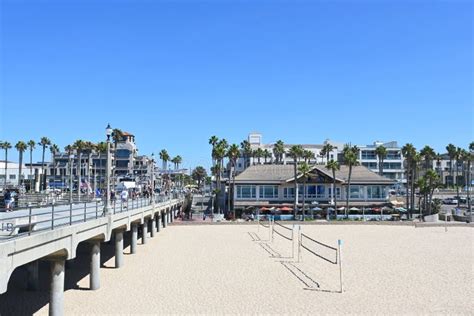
[[279, 206, 293, 212], [260, 207, 271, 211]]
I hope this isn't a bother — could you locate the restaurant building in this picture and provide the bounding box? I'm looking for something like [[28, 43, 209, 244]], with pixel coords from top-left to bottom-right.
[[233, 164, 395, 211]]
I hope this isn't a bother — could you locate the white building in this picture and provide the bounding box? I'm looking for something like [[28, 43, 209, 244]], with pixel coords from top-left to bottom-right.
[[356, 141, 405, 183], [0, 161, 39, 189]]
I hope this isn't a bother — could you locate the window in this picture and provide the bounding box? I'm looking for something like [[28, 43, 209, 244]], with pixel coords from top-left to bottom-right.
[[386, 151, 401, 160], [0, 175, 5, 180], [115, 149, 130, 158], [237, 185, 256, 199], [317, 185, 326, 198], [283, 187, 295, 198], [306, 185, 316, 198], [328, 187, 341, 198], [362, 162, 377, 169], [382, 162, 402, 170], [116, 161, 129, 168], [259, 185, 278, 199], [361, 151, 376, 160], [349, 185, 363, 199], [367, 186, 384, 199], [9, 174, 16, 180]]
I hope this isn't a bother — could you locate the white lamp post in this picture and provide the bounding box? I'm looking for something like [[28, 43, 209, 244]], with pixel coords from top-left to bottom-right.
[[104, 123, 113, 215]]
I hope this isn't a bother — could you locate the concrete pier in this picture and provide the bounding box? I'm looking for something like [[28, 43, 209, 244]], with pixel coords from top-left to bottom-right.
[[89, 241, 100, 290], [49, 259, 65, 316], [150, 218, 156, 237], [156, 215, 160, 232], [26, 260, 39, 291], [142, 220, 148, 244], [115, 230, 124, 268], [163, 212, 167, 228], [131, 223, 138, 254]]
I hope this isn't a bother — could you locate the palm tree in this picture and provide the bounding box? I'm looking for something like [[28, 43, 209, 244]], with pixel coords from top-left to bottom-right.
[[446, 143, 457, 187], [298, 162, 312, 220], [175, 155, 182, 170], [83, 141, 96, 192], [326, 159, 340, 213], [273, 140, 285, 164], [227, 144, 240, 219], [375, 145, 387, 176], [321, 143, 335, 162], [15, 141, 27, 187], [466, 142, 474, 215], [64, 144, 74, 195], [263, 149, 271, 164], [303, 149, 315, 164], [402, 143, 416, 218], [27, 140, 36, 191], [209, 136, 219, 165], [73, 140, 85, 198], [49, 143, 60, 182], [213, 140, 228, 214], [288, 145, 303, 218], [255, 148, 264, 164], [38, 137, 51, 191], [343, 145, 359, 218], [240, 140, 252, 168], [1, 141, 12, 188], [420, 145, 435, 172], [159, 149, 170, 171], [192, 166, 207, 189]]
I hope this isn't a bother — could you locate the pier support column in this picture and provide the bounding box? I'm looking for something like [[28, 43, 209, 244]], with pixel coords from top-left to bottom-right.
[[150, 217, 156, 237], [170, 207, 174, 223], [156, 214, 161, 232], [49, 258, 65, 316], [115, 230, 124, 268], [142, 219, 148, 244], [89, 240, 100, 290], [131, 223, 138, 254], [163, 212, 167, 228], [26, 260, 39, 291]]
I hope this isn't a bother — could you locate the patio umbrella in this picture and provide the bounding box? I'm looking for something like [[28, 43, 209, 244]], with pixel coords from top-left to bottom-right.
[[279, 206, 293, 212], [327, 207, 335, 211], [396, 207, 407, 212], [349, 207, 360, 211], [337, 206, 346, 211], [311, 207, 322, 211], [311, 201, 319, 205], [260, 207, 271, 211]]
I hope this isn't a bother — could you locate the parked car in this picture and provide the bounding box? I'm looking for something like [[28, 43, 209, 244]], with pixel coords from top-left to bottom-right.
[[442, 198, 458, 205]]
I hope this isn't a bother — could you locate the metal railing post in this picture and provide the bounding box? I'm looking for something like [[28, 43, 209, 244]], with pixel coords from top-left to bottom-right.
[[51, 204, 55, 230], [96, 201, 98, 219], [84, 202, 87, 222], [28, 207, 32, 236], [69, 203, 73, 225]]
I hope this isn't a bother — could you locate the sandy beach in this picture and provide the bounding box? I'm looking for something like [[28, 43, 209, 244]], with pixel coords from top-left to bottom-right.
[[2, 223, 473, 315]]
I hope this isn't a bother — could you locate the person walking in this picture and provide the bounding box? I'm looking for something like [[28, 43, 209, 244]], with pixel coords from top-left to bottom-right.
[[4, 190, 13, 212]]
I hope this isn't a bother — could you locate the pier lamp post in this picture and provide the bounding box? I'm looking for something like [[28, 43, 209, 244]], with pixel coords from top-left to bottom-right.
[[69, 152, 74, 204], [151, 153, 155, 205], [104, 124, 113, 215]]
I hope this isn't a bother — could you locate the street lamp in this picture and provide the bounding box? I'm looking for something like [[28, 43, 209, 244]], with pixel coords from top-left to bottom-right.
[[69, 152, 74, 204], [104, 123, 113, 215], [151, 153, 155, 205]]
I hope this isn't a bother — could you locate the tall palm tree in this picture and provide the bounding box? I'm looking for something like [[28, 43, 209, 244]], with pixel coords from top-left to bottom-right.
[[263, 149, 271, 164], [240, 140, 252, 168], [175, 155, 182, 170], [27, 140, 36, 191], [213, 140, 228, 214], [49, 143, 60, 182], [38, 137, 51, 191], [159, 149, 169, 171], [435, 152, 443, 179], [209, 136, 219, 165], [321, 143, 335, 162], [15, 141, 27, 187], [298, 162, 312, 220], [73, 140, 85, 198], [303, 149, 315, 164], [446, 143, 457, 187], [420, 145, 435, 172], [467, 142, 474, 215], [1, 141, 12, 188], [455, 147, 464, 207], [273, 140, 285, 164], [288, 145, 303, 217], [326, 159, 340, 212], [255, 148, 264, 164], [192, 166, 207, 189], [343, 144, 359, 218], [402, 143, 416, 217], [227, 144, 240, 219], [83, 141, 96, 192], [375, 145, 387, 176]]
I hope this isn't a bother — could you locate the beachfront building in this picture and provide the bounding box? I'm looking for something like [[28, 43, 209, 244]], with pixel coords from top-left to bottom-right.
[[233, 164, 395, 211], [0, 161, 32, 188], [356, 141, 405, 183], [234, 132, 339, 173], [432, 153, 472, 187]]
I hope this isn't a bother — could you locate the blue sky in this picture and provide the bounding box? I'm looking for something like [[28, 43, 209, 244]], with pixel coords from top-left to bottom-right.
[[0, 0, 472, 171]]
